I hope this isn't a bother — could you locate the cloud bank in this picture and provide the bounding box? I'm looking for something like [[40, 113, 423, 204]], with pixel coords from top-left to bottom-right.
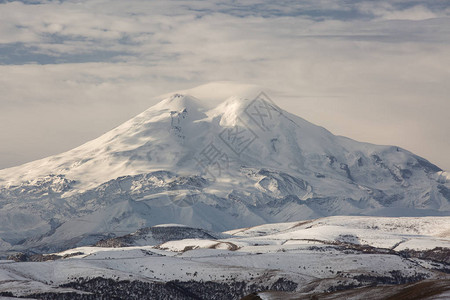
[[0, 0, 449, 170]]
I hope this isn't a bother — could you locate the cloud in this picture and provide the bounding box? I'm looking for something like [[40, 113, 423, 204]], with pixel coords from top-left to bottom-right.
[[0, 0, 449, 170], [380, 6, 439, 20], [355, 2, 444, 21]]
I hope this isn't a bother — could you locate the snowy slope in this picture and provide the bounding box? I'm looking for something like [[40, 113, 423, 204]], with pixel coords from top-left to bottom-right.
[[0, 82, 449, 253], [1, 216, 449, 299]]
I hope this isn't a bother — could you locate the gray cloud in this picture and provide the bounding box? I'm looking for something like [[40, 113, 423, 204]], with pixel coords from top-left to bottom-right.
[[0, 0, 449, 170]]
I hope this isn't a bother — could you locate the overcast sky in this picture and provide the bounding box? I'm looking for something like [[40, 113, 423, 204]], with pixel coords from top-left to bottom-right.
[[0, 0, 449, 170]]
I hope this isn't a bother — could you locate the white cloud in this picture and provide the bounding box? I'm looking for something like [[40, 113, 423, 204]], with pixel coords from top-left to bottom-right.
[[0, 0, 449, 170], [380, 5, 439, 20]]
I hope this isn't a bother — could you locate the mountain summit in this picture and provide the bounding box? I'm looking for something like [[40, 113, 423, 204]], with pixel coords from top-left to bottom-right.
[[0, 83, 449, 253]]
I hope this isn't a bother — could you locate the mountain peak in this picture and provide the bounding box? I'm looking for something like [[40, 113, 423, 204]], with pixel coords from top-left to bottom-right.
[[157, 93, 204, 111]]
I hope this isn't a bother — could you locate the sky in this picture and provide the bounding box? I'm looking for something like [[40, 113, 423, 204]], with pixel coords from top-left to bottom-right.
[[0, 0, 449, 170]]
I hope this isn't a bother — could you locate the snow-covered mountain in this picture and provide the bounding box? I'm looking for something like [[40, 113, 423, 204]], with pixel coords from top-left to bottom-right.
[[0, 82, 449, 254]]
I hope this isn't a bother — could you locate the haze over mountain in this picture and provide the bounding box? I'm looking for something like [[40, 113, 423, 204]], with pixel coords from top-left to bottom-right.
[[0, 83, 449, 254]]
